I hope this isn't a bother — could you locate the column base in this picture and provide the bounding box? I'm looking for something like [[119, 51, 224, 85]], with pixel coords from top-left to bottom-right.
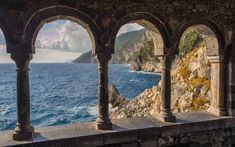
[[208, 106, 227, 116], [156, 112, 176, 122], [13, 126, 34, 141], [96, 118, 112, 130]]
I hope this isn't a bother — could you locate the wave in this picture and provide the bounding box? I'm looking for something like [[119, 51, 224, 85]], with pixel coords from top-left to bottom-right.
[[129, 70, 161, 75]]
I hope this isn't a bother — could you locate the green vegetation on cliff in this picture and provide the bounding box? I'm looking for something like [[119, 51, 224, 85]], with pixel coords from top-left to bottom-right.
[[179, 27, 203, 55], [128, 39, 158, 63], [115, 29, 146, 52]]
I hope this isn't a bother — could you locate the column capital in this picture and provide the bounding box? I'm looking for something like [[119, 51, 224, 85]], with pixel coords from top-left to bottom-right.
[[207, 55, 224, 63], [11, 53, 32, 70], [95, 53, 112, 66]]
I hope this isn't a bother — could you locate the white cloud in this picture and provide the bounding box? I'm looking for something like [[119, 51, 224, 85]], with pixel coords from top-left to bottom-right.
[[36, 20, 92, 53]]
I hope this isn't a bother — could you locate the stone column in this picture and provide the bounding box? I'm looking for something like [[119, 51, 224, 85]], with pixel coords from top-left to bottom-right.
[[96, 53, 112, 130], [207, 55, 227, 116], [157, 54, 176, 122], [11, 53, 34, 140]]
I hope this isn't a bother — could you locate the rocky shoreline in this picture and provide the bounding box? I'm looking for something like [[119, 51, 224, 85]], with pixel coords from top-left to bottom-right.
[[109, 46, 211, 119]]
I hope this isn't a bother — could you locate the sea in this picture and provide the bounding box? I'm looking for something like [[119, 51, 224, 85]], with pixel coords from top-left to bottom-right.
[[0, 63, 160, 131]]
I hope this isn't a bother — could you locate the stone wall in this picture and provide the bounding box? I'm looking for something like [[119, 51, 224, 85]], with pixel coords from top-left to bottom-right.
[[1, 111, 235, 147]]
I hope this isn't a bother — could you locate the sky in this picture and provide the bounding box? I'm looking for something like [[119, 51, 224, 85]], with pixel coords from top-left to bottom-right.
[[0, 21, 143, 63]]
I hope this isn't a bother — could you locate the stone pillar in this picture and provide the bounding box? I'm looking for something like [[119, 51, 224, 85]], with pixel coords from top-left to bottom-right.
[[207, 55, 227, 116], [11, 53, 34, 140], [157, 54, 176, 122], [96, 53, 112, 130]]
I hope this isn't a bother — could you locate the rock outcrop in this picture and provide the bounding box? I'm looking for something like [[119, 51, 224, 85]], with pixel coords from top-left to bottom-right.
[[109, 84, 129, 109], [109, 45, 211, 119]]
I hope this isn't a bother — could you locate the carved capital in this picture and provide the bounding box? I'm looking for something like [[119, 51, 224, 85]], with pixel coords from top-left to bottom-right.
[[96, 53, 112, 66], [11, 53, 32, 70]]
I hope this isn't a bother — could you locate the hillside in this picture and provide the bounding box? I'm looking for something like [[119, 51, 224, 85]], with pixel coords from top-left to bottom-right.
[[73, 29, 147, 64]]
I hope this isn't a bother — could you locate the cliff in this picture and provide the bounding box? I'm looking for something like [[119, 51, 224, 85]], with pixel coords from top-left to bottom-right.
[[72, 29, 160, 69], [109, 42, 211, 119]]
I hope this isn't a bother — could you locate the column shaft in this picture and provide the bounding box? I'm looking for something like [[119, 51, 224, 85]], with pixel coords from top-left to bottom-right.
[[96, 53, 112, 130], [208, 56, 227, 116], [11, 53, 34, 140], [157, 54, 176, 122]]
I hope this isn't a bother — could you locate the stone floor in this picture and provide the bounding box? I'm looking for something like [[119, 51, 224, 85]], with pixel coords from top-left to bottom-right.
[[0, 111, 234, 146]]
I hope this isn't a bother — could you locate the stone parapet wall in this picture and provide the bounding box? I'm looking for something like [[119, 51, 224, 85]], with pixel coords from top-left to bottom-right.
[[1, 111, 235, 147]]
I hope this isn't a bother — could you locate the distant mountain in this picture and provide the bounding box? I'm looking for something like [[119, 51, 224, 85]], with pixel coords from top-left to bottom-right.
[[73, 29, 146, 64], [72, 50, 96, 63]]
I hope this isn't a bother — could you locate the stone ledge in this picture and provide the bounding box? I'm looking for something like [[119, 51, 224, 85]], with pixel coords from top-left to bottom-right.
[[0, 111, 234, 147]]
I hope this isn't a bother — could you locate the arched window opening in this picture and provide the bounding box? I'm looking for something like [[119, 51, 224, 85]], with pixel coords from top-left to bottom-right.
[[171, 25, 219, 113], [0, 29, 16, 131], [30, 20, 98, 128], [109, 21, 164, 119]]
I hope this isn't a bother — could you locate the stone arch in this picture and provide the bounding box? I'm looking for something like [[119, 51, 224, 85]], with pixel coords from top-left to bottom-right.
[[174, 16, 225, 56], [108, 6, 171, 55], [23, 6, 100, 54], [173, 15, 227, 116]]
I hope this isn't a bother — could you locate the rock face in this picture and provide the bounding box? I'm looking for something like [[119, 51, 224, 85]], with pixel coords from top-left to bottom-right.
[[128, 31, 161, 73], [109, 84, 129, 108], [130, 60, 161, 73], [110, 45, 211, 119]]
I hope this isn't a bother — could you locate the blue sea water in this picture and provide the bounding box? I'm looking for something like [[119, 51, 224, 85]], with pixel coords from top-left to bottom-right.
[[0, 63, 160, 131]]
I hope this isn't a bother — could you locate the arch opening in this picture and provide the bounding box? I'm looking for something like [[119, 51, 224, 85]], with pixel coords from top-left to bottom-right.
[[171, 25, 220, 113], [24, 7, 99, 54], [29, 20, 99, 128], [109, 21, 164, 119]]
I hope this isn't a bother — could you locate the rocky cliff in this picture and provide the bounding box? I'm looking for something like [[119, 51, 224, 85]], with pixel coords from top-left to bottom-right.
[[109, 43, 211, 119]]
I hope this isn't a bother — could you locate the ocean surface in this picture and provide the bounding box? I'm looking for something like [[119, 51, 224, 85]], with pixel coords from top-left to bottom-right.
[[0, 63, 160, 131]]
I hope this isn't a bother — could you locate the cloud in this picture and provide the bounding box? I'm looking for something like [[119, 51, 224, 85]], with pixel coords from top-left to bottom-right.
[[36, 20, 92, 53]]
